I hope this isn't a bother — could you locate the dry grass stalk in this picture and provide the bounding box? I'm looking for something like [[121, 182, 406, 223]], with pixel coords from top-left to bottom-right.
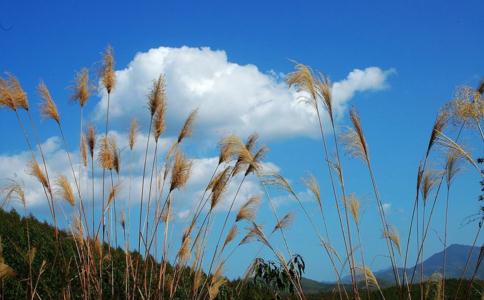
[[426, 110, 448, 157], [178, 234, 191, 264], [148, 75, 165, 116], [98, 136, 114, 170], [420, 170, 439, 203], [87, 126, 96, 157], [56, 175, 75, 206], [38, 81, 60, 124], [445, 149, 462, 186], [436, 130, 480, 173], [286, 63, 317, 104], [128, 119, 138, 150], [245, 145, 267, 176], [170, 151, 192, 191], [7, 74, 28, 111], [383, 226, 401, 255], [208, 262, 226, 300], [345, 193, 360, 225], [315, 72, 333, 121], [272, 212, 294, 233], [106, 184, 120, 208], [178, 109, 198, 143], [223, 225, 238, 248], [29, 159, 50, 193], [0, 77, 16, 110], [80, 134, 88, 167], [236, 196, 260, 222], [72, 68, 90, 107], [210, 166, 232, 209], [303, 174, 322, 211], [101, 46, 115, 93], [153, 104, 166, 141], [342, 108, 369, 162]]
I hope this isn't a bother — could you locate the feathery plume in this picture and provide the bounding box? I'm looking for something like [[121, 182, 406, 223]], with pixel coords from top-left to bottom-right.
[[236, 196, 260, 222], [272, 212, 294, 233], [98, 136, 114, 170], [128, 119, 138, 150], [245, 145, 268, 176], [426, 110, 448, 157], [7, 74, 28, 111], [208, 262, 226, 300], [345, 193, 361, 225], [80, 134, 88, 167], [38, 81, 60, 124], [101, 46, 115, 93], [445, 149, 461, 186], [170, 151, 192, 191], [178, 109, 197, 143], [223, 225, 238, 248], [148, 75, 165, 117], [110, 135, 120, 174], [210, 166, 231, 209], [316, 72, 333, 121], [383, 226, 401, 255], [421, 170, 438, 203], [106, 184, 120, 208], [178, 233, 191, 264], [2, 181, 26, 208], [357, 266, 380, 289], [218, 135, 242, 164], [286, 63, 317, 103], [303, 174, 322, 211], [56, 175, 75, 206], [342, 108, 369, 162], [0, 77, 16, 110], [153, 104, 166, 141], [29, 160, 50, 193], [436, 130, 480, 172], [87, 126, 96, 158], [72, 68, 90, 107]]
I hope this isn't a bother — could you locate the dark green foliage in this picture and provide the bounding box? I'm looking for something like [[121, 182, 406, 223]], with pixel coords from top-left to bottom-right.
[[0, 208, 272, 299]]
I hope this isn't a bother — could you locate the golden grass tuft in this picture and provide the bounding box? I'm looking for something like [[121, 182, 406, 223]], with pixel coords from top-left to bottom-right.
[[87, 126, 96, 158], [0, 77, 16, 110], [56, 175, 75, 206], [316, 72, 333, 120], [98, 136, 114, 170], [148, 75, 165, 117], [210, 166, 231, 209], [223, 225, 238, 248], [342, 108, 369, 162], [128, 119, 138, 150], [273, 212, 294, 233], [345, 193, 361, 225], [38, 81, 60, 124], [286, 63, 317, 103], [106, 184, 120, 208], [169, 151, 192, 191], [426, 110, 448, 157], [208, 262, 226, 300], [420, 170, 438, 203], [72, 68, 90, 107], [445, 149, 462, 186], [178, 109, 197, 143], [236, 196, 260, 222], [7, 74, 28, 111], [80, 134, 88, 167], [383, 226, 401, 255], [178, 233, 191, 264], [153, 104, 166, 141], [303, 174, 322, 211], [29, 159, 50, 192], [101, 46, 115, 93]]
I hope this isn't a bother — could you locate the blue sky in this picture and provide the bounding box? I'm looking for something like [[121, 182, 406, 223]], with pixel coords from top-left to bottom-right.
[[1, 0, 483, 281]]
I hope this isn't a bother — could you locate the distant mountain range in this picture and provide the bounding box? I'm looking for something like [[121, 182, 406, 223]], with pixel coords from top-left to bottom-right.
[[302, 244, 483, 292]]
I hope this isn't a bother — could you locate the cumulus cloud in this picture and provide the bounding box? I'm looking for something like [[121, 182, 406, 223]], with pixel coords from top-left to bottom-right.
[[94, 46, 393, 140]]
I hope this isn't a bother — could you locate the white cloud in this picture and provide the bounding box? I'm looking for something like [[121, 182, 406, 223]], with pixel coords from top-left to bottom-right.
[[94, 46, 393, 140]]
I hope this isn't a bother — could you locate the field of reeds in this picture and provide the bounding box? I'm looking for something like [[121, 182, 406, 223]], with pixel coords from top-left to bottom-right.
[[0, 46, 483, 300]]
